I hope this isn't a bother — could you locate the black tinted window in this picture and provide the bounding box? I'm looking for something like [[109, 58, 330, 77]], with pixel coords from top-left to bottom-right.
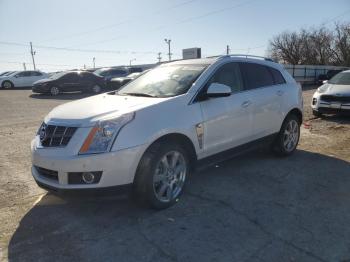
[[240, 63, 274, 89], [208, 62, 243, 93], [81, 72, 96, 81], [110, 69, 127, 75], [62, 73, 79, 82], [269, 67, 285, 84]]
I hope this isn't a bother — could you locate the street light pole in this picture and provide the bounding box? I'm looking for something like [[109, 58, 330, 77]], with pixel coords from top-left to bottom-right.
[[30, 42, 36, 70], [164, 39, 172, 61], [93, 57, 96, 69], [129, 58, 136, 66]]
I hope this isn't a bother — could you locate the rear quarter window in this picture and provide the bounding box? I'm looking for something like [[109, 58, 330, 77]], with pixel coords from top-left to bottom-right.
[[240, 62, 274, 90], [269, 67, 286, 85]]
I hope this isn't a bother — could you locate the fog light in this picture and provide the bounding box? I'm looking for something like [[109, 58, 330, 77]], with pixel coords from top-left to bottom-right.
[[82, 172, 95, 184]]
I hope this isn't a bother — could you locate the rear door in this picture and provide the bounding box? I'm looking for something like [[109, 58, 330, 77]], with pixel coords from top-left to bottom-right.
[[239, 62, 285, 139], [13, 71, 31, 87], [199, 62, 254, 157]]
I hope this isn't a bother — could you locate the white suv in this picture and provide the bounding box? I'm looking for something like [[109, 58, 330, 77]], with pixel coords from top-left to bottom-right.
[[31, 55, 303, 209]]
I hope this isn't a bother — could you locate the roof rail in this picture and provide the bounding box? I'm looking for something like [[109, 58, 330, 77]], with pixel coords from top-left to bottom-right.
[[205, 54, 275, 62]]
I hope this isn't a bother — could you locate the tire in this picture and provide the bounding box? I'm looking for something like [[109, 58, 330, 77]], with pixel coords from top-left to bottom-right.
[[50, 86, 59, 96], [2, 81, 14, 89], [133, 141, 190, 209], [312, 110, 322, 117], [91, 84, 101, 94], [272, 114, 300, 156]]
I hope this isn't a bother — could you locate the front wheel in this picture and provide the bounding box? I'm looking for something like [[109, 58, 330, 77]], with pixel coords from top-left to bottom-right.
[[2, 81, 14, 89], [134, 141, 190, 209], [272, 114, 300, 156], [50, 86, 59, 96]]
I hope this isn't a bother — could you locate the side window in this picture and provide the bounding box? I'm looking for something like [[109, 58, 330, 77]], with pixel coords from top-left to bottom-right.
[[31, 71, 42, 76], [269, 67, 286, 85], [81, 72, 95, 81], [111, 69, 127, 75], [240, 63, 274, 90], [17, 71, 31, 77], [63, 73, 79, 82], [207, 62, 243, 93]]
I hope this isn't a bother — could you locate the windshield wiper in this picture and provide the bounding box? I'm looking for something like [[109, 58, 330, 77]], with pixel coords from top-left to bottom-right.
[[122, 92, 156, 97]]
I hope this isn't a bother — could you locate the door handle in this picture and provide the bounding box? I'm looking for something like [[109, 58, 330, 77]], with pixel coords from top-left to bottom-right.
[[276, 90, 284, 96], [241, 100, 252, 108]]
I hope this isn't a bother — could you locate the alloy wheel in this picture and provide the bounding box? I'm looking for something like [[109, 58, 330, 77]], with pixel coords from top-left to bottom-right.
[[153, 151, 187, 203], [283, 119, 299, 152]]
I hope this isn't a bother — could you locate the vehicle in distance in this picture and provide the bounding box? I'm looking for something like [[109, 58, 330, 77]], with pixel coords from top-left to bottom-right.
[[1, 70, 47, 88], [108, 72, 143, 90], [312, 70, 350, 116], [316, 69, 343, 85], [31, 55, 303, 209], [32, 70, 105, 95]]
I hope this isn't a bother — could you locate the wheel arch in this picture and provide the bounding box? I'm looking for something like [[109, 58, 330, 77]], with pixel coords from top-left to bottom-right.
[[141, 132, 198, 172], [286, 108, 303, 125], [1, 79, 14, 88]]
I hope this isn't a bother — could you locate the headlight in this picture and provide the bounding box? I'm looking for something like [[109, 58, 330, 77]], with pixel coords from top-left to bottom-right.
[[79, 112, 135, 154], [317, 84, 329, 93]]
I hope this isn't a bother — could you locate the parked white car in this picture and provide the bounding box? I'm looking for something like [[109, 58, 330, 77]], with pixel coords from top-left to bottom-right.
[[31, 55, 303, 209], [1, 70, 48, 88], [312, 70, 350, 116]]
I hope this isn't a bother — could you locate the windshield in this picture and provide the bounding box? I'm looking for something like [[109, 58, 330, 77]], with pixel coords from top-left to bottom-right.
[[328, 72, 350, 85], [49, 71, 68, 80], [118, 64, 207, 98]]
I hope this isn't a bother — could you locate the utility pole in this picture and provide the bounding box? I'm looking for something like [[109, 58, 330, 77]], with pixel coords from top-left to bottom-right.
[[23, 63, 26, 71], [164, 39, 172, 61], [226, 45, 230, 55], [30, 42, 36, 70], [157, 52, 162, 63], [93, 57, 96, 68]]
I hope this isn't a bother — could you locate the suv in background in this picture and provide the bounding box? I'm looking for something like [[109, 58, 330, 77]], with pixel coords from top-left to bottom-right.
[[1, 70, 47, 88], [317, 69, 343, 85], [31, 55, 303, 209]]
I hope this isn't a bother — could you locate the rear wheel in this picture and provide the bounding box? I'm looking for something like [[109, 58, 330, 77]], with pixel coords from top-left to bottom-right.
[[134, 141, 190, 209], [50, 86, 59, 96], [2, 81, 14, 89], [272, 114, 300, 156]]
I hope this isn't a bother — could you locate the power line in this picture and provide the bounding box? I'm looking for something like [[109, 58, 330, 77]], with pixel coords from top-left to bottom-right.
[[40, 0, 198, 44]]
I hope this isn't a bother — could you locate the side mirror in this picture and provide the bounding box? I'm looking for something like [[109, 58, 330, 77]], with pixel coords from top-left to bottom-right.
[[206, 83, 231, 98], [322, 80, 328, 84]]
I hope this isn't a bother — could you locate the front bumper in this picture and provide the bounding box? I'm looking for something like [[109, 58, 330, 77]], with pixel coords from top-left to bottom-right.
[[311, 93, 350, 114], [31, 138, 147, 190]]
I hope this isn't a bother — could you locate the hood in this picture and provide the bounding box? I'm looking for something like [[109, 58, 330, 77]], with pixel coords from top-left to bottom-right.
[[323, 84, 350, 96], [33, 78, 53, 85], [44, 93, 170, 127]]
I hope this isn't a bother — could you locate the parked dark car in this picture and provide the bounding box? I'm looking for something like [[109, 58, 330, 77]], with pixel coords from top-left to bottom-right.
[[317, 69, 343, 85], [108, 72, 143, 90], [32, 71, 105, 96]]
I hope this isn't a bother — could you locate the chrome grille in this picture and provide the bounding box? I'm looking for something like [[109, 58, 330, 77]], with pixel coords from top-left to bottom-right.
[[39, 123, 77, 147]]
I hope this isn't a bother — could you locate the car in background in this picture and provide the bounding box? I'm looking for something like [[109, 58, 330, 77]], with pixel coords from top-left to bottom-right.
[[31, 55, 303, 209], [312, 70, 350, 116], [108, 72, 144, 90], [316, 69, 343, 85], [32, 70, 105, 96], [1, 70, 47, 88], [94, 67, 129, 81]]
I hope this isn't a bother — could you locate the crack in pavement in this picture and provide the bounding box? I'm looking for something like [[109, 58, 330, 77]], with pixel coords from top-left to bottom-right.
[[187, 192, 328, 262], [137, 218, 178, 262]]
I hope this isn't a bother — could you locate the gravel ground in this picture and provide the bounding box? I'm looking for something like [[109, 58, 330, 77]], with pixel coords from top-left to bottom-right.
[[0, 88, 349, 262]]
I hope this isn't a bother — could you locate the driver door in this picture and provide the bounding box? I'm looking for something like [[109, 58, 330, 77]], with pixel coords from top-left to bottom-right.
[[199, 62, 254, 157]]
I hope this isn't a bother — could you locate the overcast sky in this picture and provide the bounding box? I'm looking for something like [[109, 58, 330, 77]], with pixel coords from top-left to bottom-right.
[[0, 0, 349, 72]]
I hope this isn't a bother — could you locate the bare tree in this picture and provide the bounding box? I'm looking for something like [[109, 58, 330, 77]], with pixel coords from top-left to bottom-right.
[[267, 22, 350, 66]]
